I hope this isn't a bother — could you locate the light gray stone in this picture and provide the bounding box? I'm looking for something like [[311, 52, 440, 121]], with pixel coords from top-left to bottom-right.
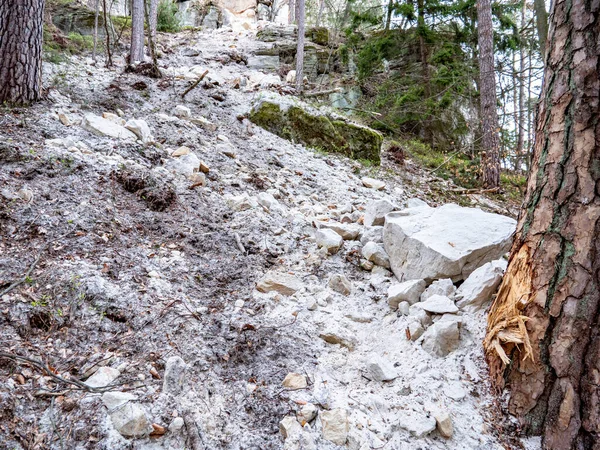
[[397, 301, 410, 315], [165, 153, 201, 176], [362, 242, 390, 268], [226, 193, 257, 211], [361, 177, 385, 190], [82, 113, 137, 140], [455, 259, 507, 311], [101, 391, 137, 410], [421, 279, 456, 301], [397, 410, 436, 437], [415, 295, 458, 314], [125, 119, 154, 144], [109, 403, 152, 437], [383, 204, 516, 281], [317, 221, 360, 240], [321, 409, 348, 445], [316, 228, 343, 254], [319, 328, 356, 350], [173, 105, 191, 118], [367, 355, 398, 381], [169, 417, 185, 432], [329, 274, 352, 296], [163, 356, 187, 395], [279, 415, 303, 439], [85, 367, 120, 388], [435, 411, 453, 438], [256, 271, 304, 295], [363, 199, 398, 226], [388, 279, 427, 308], [422, 320, 460, 357], [297, 403, 318, 423], [282, 372, 307, 389], [407, 321, 424, 341]]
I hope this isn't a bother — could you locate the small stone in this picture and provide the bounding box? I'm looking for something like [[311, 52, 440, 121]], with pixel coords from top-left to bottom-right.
[[422, 320, 460, 357], [360, 259, 374, 271], [362, 242, 390, 268], [163, 356, 187, 395], [364, 199, 397, 226], [165, 153, 201, 176], [297, 403, 317, 423], [58, 112, 71, 126], [397, 301, 410, 315], [415, 295, 458, 314], [421, 279, 456, 301], [82, 113, 136, 140], [407, 321, 424, 341], [321, 409, 348, 445], [397, 410, 436, 437], [315, 228, 343, 254], [435, 411, 453, 438], [360, 226, 383, 245], [150, 423, 166, 436], [169, 417, 185, 432], [455, 259, 507, 311], [282, 373, 307, 389], [279, 415, 302, 439], [190, 116, 217, 131], [125, 119, 154, 144], [85, 367, 120, 388], [101, 391, 137, 410], [444, 381, 466, 400], [171, 146, 191, 157], [173, 105, 191, 118], [189, 172, 206, 186], [319, 329, 356, 350], [328, 274, 352, 296], [361, 177, 386, 190], [234, 299, 244, 308], [367, 355, 398, 381], [256, 271, 304, 296], [409, 305, 432, 327], [387, 279, 427, 308], [317, 221, 360, 240], [199, 160, 210, 173], [110, 403, 152, 437], [256, 192, 281, 212], [225, 192, 257, 211]]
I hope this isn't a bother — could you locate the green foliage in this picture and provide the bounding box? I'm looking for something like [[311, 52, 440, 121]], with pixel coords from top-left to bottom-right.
[[157, 0, 181, 32], [112, 15, 131, 30]]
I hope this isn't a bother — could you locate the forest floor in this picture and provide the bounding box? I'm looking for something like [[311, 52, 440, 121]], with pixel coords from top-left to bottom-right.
[[1, 22, 536, 450]]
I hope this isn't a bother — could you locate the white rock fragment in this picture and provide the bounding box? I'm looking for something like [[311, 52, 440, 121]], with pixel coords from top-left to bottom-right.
[[388, 279, 427, 308], [315, 228, 343, 254], [101, 391, 137, 410], [226, 193, 257, 211], [383, 204, 516, 281], [329, 274, 352, 296], [362, 242, 390, 268], [280, 416, 303, 439], [256, 192, 281, 212], [363, 199, 397, 226], [397, 410, 436, 437], [297, 403, 318, 423], [81, 113, 137, 140], [321, 409, 348, 445], [165, 153, 201, 176], [190, 116, 217, 131], [125, 119, 154, 144], [421, 278, 456, 301], [169, 417, 185, 432], [455, 259, 507, 311], [361, 177, 385, 190], [85, 367, 120, 388], [109, 403, 152, 437], [317, 221, 360, 240], [444, 381, 467, 401], [415, 295, 458, 314], [256, 271, 304, 295], [422, 320, 460, 357], [435, 411, 453, 438], [173, 105, 192, 118], [360, 226, 383, 245], [367, 355, 398, 381], [319, 328, 356, 350], [282, 373, 307, 389], [163, 356, 187, 395], [407, 321, 424, 341]]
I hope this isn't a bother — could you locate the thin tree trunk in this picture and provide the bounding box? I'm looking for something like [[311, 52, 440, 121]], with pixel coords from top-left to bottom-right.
[[512, 50, 519, 171], [533, 0, 548, 62], [385, 0, 393, 31], [516, 0, 526, 172], [526, 41, 532, 172], [288, 0, 295, 24], [417, 0, 431, 144], [92, 0, 100, 63], [102, 0, 113, 66], [149, 0, 158, 41], [484, 0, 600, 448], [295, 0, 305, 92], [316, 0, 325, 27], [476, 0, 501, 188], [0, 0, 45, 105], [144, 0, 161, 77], [130, 0, 145, 64]]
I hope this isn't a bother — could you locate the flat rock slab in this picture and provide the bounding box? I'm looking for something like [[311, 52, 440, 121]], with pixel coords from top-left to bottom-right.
[[256, 271, 304, 295], [415, 294, 458, 314], [383, 203, 516, 281], [82, 113, 137, 140]]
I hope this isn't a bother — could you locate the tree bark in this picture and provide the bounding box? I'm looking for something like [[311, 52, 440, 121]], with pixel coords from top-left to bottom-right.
[[295, 0, 305, 93], [316, 0, 325, 28], [130, 0, 145, 64], [149, 0, 158, 41], [484, 0, 600, 448], [0, 0, 45, 105], [533, 0, 548, 62], [385, 0, 393, 31], [516, 0, 526, 172], [288, 0, 295, 24], [476, 0, 501, 188]]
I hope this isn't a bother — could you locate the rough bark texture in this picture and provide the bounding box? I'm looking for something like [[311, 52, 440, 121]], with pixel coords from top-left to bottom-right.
[[484, 0, 600, 448], [130, 0, 145, 64], [534, 0, 549, 62], [295, 0, 305, 93], [288, 0, 295, 24], [149, 0, 158, 41], [476, 0, 501, 188], [0, 0, 45, 104]]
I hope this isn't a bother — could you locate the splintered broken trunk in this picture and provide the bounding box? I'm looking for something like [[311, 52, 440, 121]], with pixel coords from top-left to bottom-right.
[[484, 0, 600, 448], [0, 0, 45, 104]]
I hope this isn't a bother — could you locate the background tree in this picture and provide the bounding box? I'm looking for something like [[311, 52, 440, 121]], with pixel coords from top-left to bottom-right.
[[476, 0, 501, 188], [484, 0, 600, 447], [296, 0, 306, 92], [533, 0, 548, 61], [130, 0, 145, 64], [0, 0, 45, 104]]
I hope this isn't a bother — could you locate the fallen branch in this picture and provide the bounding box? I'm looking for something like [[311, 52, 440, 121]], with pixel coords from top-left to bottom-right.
[[0, 253, 43, 297], [234, 233, 246, 255], [182, 70, 209, 98], [302, 87, 342, 98]]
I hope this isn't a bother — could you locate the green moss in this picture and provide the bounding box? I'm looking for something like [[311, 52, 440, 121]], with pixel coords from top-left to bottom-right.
[[307, 27, 329, 46], [157, 0, 180, 32], [112, 15, 131, 30]]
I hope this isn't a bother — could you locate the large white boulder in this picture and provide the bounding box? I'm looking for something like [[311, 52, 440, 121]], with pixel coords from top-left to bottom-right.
[[82, 113, 137, 140], [455, 259, 507, 311], [383, 204, 516, 282]]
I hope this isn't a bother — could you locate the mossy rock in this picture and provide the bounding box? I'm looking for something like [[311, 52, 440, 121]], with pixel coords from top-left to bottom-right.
[[248, 95, 382, 163], [306, 27, 329, 46]]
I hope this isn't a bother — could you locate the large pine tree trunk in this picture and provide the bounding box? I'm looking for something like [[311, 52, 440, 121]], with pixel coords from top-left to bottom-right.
[[295, 0, 305, 93], [0, 0, 45, 104], [484, 0, 600, 447], [476, 0, 501, 188], [130, 0, 145, 64]]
